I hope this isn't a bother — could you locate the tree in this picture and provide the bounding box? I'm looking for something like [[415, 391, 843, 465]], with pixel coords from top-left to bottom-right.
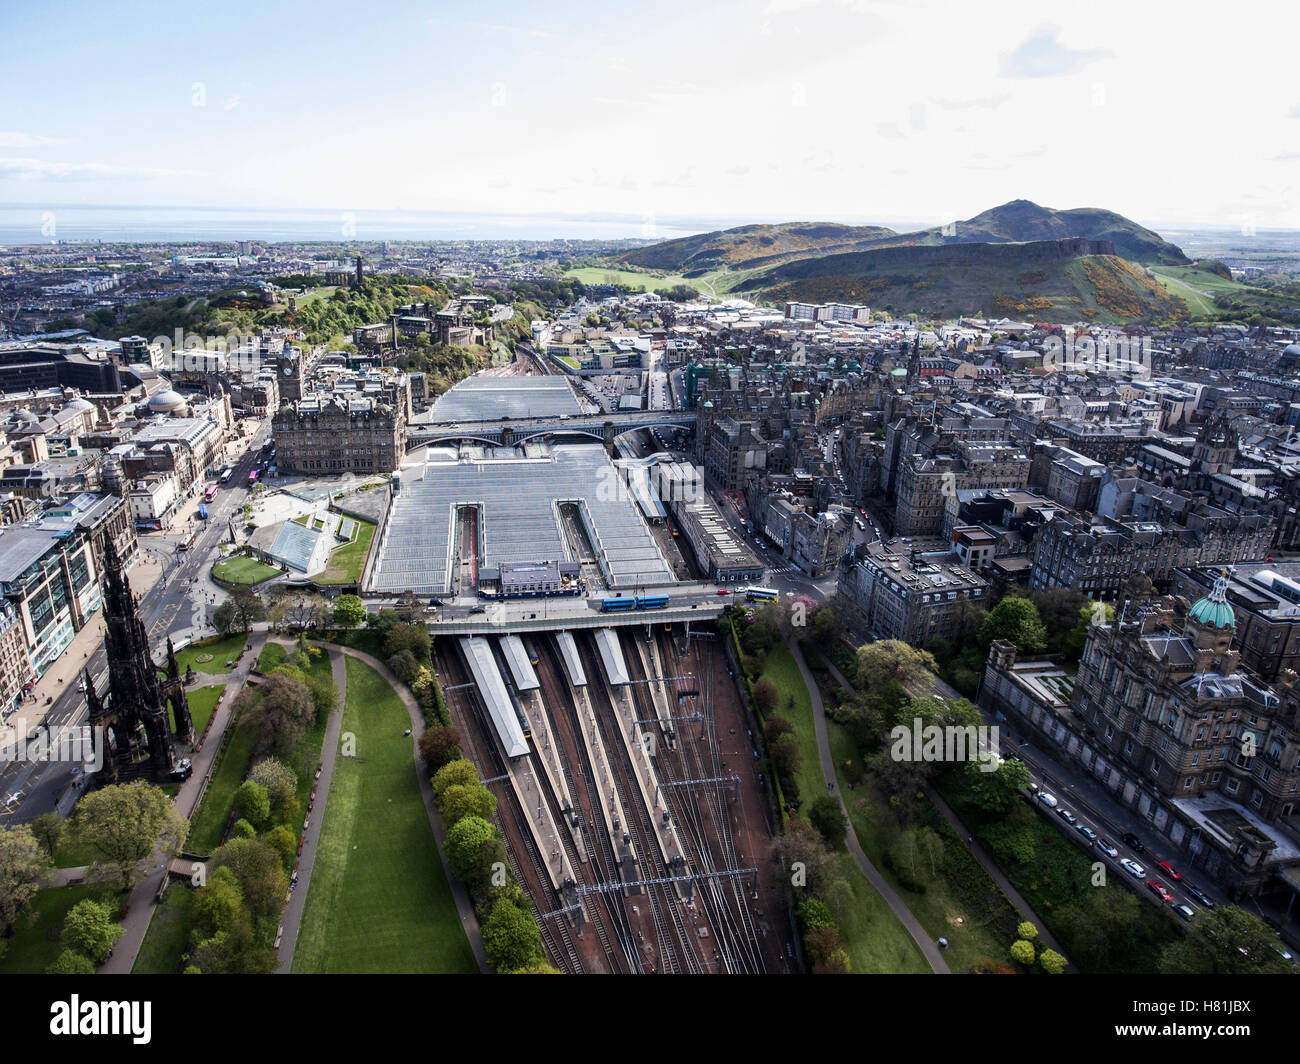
[[438, 784, 496, 826], [332, 594, 367, 629], [384, 621, 431, 662], [446, 815, 503, 883], [47, 949, 96, 975], [71, 782, 187, 887], [432, 759, 481, 799], [0, 825, 51, 932], [752, 679, 777, 715], [1017, 921, 1038, 941], [855, 640, 937, 704], [808, 795, 847, 848], [1009, 939, 1036, 966], [262, 825, 298, 870], [62, 899, 124, 962], [234, 781, 271, 827], [234, 672, 316, 756], [960, 758, 1031, 813], [209, 838, 288, 924], [978, 597, 1047, 655], [387, 649, 419, 685], [772, 817, 841, 897], [192, 866, 244, 938], [1040, 948, 1067, 974], [248, 758, 298, 822], [1158, 906, 1291, 975], [29, 812, 66, 856], [795, 898, 835, 931], [809, 605, 842, 649], [214, 586, 266, 634], [419, 725, 462, 768], [481, 897, 543, 972]]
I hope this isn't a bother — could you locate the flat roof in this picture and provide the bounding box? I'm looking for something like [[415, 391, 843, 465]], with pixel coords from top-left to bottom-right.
[[428, 374, 582, 422], [370, 443, 674, 594]]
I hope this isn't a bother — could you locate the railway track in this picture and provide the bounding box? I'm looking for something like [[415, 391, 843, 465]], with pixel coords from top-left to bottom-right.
[[576, 631, 697, 974]]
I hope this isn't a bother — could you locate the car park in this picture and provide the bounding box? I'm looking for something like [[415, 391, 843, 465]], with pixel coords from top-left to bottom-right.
[[1120, 858, 1146, 879], [1096, 839, 1119, 859], [1156, 860, 1182, 881], [1147, 881, 1174, 903]]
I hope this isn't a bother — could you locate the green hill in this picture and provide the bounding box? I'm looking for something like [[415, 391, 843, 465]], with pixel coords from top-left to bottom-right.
[[615, 221, 898, 273], [747, 239, 1187, 324], [893, 200, 1190, 265]]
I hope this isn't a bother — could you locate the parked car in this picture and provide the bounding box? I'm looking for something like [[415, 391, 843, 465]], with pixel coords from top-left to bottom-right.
[[1120, 858, 1146, 879], [1075, 824, 1098, 843], [1036, 791, 1059, 808], [1056, 808, 1078, 825], [1122, 832, 1145, 853], [1156, 860, 1182, 881], [1185, 885, 1216, 909], [1174, 904, 1196, 922], [1147, 881, 1174, 903], [1096, 839, 1119, 859], [1270, 941, 1294, 962], [716, 588, 731, 595], [469, 605, 486, 615]]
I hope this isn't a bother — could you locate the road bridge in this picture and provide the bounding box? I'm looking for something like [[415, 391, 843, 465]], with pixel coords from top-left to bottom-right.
[[406, 410, 696, 450]]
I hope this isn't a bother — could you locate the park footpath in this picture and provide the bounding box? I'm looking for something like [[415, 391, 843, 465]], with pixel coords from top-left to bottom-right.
[[98, 631, 268, 974], [813, 649, 1075, 972], [786, 638, 951, 975]]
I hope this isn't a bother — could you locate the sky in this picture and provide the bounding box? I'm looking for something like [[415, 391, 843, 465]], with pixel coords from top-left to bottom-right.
[[2, 0, 1298, 234]]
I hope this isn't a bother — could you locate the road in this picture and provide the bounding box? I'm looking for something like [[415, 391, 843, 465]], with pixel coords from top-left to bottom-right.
[[0, 417, 272, 825]]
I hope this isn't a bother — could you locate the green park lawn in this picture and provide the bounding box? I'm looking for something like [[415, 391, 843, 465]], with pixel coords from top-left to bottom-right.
[[315, 518, 375, 585], [132, 882, 195, 974], [256, 641, 287, 673], [172, 634, 248, 675], [185, 720, 258, 854], [756, 645, 824, 810], [171, 683, 223, 735], [292, 657, 474, 973], [213, 553, 280, 585], [0, 884, 124, 973]]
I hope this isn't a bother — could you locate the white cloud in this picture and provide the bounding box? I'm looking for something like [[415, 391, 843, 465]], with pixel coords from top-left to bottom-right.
[[0, 157, 203, 182], [0, 132, 71, 148], [1001, 27, 1110, 79]]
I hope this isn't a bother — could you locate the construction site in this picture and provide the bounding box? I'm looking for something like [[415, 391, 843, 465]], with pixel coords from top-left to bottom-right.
[[434, 621, 792, 974]]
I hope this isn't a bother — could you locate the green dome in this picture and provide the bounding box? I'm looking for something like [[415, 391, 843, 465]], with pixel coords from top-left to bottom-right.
[[1188, 569, 1235, 630]]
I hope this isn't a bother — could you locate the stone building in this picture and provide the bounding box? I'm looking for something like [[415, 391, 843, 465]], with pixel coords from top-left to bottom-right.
[[272, 395, 406, 475]]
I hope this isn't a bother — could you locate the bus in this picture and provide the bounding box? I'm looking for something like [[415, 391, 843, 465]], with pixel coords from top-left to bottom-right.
[[198, 503, 209, 520], [635, 595, 669, 610], [600, 597, 637, 612], [178, 529, 200, 552], [248, 469, 260, 486], [219, 467, 233, 484], [203, 483, 218, 503], [742, 586, 779, 602]]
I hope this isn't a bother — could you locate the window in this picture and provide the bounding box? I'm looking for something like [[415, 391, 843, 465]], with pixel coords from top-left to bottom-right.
[[1226, 778, 1239, 794]]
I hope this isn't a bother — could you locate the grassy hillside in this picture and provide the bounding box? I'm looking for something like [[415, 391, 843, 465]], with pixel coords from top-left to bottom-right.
[[893, 200, 1189, 265], [615, 221, 898, 273], [760, 251, 1187, 324]]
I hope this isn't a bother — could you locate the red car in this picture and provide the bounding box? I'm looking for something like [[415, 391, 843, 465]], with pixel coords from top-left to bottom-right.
[[1156, 860, 1182, 881], [1147, 881, 1173, 903], [716, 588, 732, 596]]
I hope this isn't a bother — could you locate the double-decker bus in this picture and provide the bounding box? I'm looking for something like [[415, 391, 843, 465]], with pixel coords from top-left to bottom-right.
[[635, 594, 669, 610], [600, 596, 637, 612], [742, 586, 779, 602], [248, 469, 260, 486], [178, 529, 200, 552], [219, 467, 233, 484], [203, 483, 218, 504]]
